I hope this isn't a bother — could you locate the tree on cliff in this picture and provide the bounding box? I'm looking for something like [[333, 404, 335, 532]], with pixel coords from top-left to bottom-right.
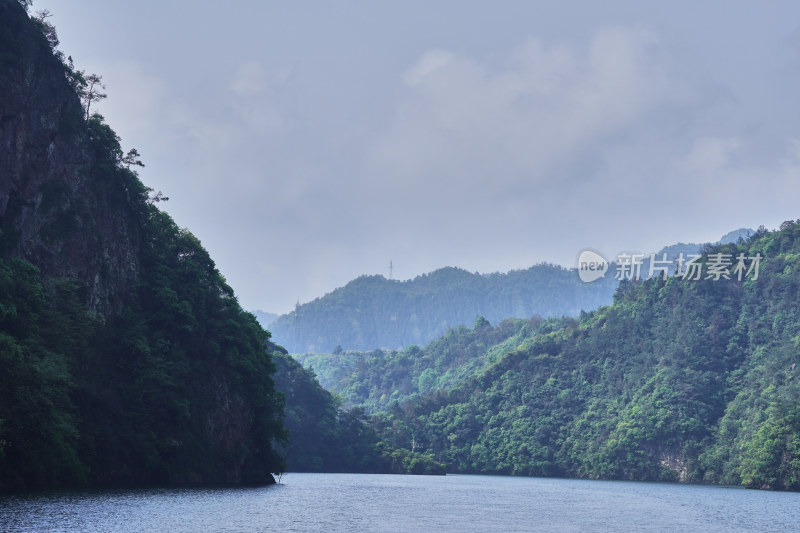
[[81, 73, 106, 119], [0, 0, 288, 489]]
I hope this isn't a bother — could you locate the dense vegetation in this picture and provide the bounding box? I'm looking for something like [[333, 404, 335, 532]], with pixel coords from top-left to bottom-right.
[[271, 348, 444, 474], [295, 317, 563, 413], [299, 223, 800, 489], [269, 230, 752, 353], [0, 85, 287, 490], [272, 348, 385, 472]]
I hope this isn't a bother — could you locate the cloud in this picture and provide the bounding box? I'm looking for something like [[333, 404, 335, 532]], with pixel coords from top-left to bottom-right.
[[675, 137, 742, 176], [345, 23, 800, 284], [356, 25, 687, 260], [51, 2, 800, 314], [365, 27, 675, 204], [669, 136, 800, 208]]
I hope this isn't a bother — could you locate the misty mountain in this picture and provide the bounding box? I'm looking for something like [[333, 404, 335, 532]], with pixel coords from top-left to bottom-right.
[[270, 265, 617, 353], [269, 228, 754, 353]]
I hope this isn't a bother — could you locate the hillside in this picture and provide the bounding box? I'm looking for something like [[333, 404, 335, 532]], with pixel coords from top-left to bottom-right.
[[306, 222, 800, 489], [294, 316, 566, 413], [0, 0, 406, 490], [0, 0, 289, 488], [270, 229, 753, 353], [272, 264, 618, 352]]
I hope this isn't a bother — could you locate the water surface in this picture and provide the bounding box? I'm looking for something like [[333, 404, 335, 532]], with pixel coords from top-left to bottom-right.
[[1, 473, 797, 532]]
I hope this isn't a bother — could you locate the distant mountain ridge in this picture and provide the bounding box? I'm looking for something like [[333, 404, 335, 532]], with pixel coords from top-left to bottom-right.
[[267, 228, 753, 353], [655, 228, 753, 260], [269, 265, 617, 352]]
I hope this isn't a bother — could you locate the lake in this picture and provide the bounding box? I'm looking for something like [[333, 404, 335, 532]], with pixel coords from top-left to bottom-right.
[[1, 473, 798, 532]]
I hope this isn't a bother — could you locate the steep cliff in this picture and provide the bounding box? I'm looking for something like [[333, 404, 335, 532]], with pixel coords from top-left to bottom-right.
[[0, 0, 286, 490], [0, 0, 139, 316]]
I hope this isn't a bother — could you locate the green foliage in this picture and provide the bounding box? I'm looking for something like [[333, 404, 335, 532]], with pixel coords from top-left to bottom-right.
[[1, 1, 427, 489], [385, 449, 446, 475], [0, 4, 288, 487], [307, 222, 800, 490], [272, 351, 389, 473], [70, 204, 289, 486], [0, 259, 89, 489], [295, 317, 536, 412], [1, 148, 290, 488]]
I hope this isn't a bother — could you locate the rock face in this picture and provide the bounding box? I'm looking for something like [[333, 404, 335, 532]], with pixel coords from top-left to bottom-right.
[[0, 0, 139, 316], [0, 1, 287, 490]]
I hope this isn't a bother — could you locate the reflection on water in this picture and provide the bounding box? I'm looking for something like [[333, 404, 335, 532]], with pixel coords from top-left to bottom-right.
[[1, 473, 798, 532]]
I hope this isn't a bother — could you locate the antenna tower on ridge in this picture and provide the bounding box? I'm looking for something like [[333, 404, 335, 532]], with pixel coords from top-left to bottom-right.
[[293, 299, 301, 354]]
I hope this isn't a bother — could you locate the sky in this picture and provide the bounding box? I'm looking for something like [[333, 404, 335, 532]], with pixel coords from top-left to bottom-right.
[[33, 0, 800, 314]]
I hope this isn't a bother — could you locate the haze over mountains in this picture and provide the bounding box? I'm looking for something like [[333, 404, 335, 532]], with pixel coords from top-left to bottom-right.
[[261, 228, 753, 352]]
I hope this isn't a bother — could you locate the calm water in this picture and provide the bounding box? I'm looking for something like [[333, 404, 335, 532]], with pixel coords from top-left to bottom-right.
[[1, 473, 798, 532]]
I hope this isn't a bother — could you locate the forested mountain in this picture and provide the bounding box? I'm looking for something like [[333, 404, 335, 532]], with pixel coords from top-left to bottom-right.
[[0, 0, 405, 490], [295, 317, 562, 413], [271, 346, 443, 474], [273, 350, 385, 473], [5, 0, 791, 492], [271, 264, 618, 353], [300, 222, 800, 489], [0, 0, 288, 489], [270, 229, 753, 353]]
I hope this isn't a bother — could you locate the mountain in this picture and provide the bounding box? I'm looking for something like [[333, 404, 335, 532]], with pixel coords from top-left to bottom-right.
[[271, 265, 618, 353], [0, 1, 413, 489], [718, 227, 755, 244], [269, 344, 393, 473], [307, 221, 800, 489], [270, 229, 754, 353], [0, 0, 289, 489], [294, 316, 552, 413], [0, 5, 140, 316]]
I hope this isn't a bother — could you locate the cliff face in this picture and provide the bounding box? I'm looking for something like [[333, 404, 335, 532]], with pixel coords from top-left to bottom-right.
[[0, 0, 138, 315], [0, 1, 287, 490]]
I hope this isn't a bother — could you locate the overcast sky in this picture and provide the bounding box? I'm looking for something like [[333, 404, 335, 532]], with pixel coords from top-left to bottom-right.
[[35, 0, 800, 314]]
